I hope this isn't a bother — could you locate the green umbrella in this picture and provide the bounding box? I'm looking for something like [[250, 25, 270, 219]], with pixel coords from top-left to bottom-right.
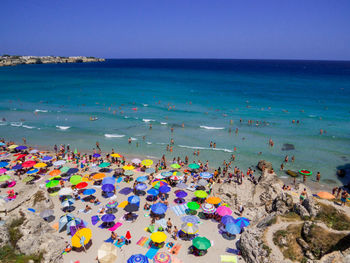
[[192, 236, 211, 250], [187, 202, 200, 210], [148, 224, 156, 233], [74, 149, 78, 154], [99, 162, 110, 168], [124, 170, 134, 176], [70, 175, 82, 185], [194, 190, 208, 199], [46, 180, 59, 188], [0, 175, 11, 182], [60, 166, 69, 173], [189, 163, 200, 169], [22, 176, 34, 183], [171, 163, 181, 169]]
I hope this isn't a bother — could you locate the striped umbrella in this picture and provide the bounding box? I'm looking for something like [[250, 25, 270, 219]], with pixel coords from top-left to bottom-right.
[[235, 217, 250, 228], [154, 252, 171, 263], [106, 201, 118, 209], [127, 254, 149, 263], [181, 222, 199, 234], [201, 203, 216, 214]]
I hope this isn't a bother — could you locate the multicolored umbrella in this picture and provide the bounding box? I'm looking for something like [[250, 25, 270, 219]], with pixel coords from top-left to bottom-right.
[[151, 231, 167, 243], [194, 190, 208, 199], [151, 203, 167, 214], [170, 175, 181, 181], [181, 222, 199, 234], [127, 254, 149, 263], [59, 213, 74, 231], [106, 201, 118, 209], [67, 217, 86, 234], [187, 202, 200, 210], [98, 242, 118, 263], [201, 203, 216, 214], [71, 228, 92, 248], [62, 199, 75, 207], [235, 217, 250, 228], [151, 180, 168, 189], [192, 236, 211, 250], [154, 252, 171, 263], [188, 163, 200, 170], [216, 206, 232, 216]]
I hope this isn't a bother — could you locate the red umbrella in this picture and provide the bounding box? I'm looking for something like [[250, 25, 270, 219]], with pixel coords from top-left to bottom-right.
[[22, 161, 36, 168], [126, 231, 131, 240], [76, 182, 88, 189], [16, 154, 27, 160]]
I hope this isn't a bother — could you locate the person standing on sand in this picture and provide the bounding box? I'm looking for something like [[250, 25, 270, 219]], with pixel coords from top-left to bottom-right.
[[341, 191, 348, 206], [96, 141, 101, 151], [22, 137, 26, 145], [300, 188, 308, 204], [172, 226, 178, 240], [316, 172, 321, 182], [303, 174, 306, 183]]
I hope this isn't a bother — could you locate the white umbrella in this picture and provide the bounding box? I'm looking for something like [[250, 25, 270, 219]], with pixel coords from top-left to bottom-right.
[[131, 158, 141, 164], [53, 160, 66, 166], [58, 188, 73, 195], [29, 149, 39, 154], [98, 242, 117, 263]]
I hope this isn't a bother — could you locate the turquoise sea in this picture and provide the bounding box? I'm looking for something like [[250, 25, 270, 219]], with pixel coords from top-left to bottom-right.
[[0, 59, 349, 185]]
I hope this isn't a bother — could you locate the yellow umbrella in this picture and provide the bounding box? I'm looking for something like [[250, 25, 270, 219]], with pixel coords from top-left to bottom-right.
[[98, 242, 117, 263], [123, 165, 135, 170], [141, 159, 153, 167], [93, 173, 106, 180], [150, 231, 167, 243], [317, 191, 335, 200], [111, 153, 122, 158], [206, 196, 221, 205], [118, 201, 128, 208], [8, 145, 18, 149], [34, 162, 47, 168], [82, 175, 92, 182], [71, 228, 92, 248]]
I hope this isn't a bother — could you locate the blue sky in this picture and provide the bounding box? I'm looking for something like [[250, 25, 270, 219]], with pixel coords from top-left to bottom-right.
[[1, 0, 350, 60]]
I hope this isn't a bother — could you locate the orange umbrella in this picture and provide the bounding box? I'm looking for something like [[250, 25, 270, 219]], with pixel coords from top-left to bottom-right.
[[93, 173, 106, 180], [49, 169, 61, 176], [206, 196, 221, 205], [317, 191, 335, 200]]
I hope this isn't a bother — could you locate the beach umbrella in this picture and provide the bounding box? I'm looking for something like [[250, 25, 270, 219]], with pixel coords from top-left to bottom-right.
[[170, 163, 181, 169], [147, 188, 159, 196], [152, 180, 168, 190], [154, 252, 171, 263], [181, 215, 199, 224], [200, 172, 213, 179], [98, 242, 117, 263], [225, 223, 241, 235], [62, 199, 75, 207], [151, 231, 167, 243], [60, 166, 70, 173], [102, 177, 115, 185], [192, 236, 211, 250], [15, 154, 27, 160], [58, 187, 73, 195], [181, 222, 199, 234], [136, 176, 148, 182], [124, 170, 134, 176], [93, 173, 105, 180], [206, 196, 221, 205], [176, 191, 188, 198], [76, 182, 88, 189], [67, 168, 79, 174], [111, 153, 122, 158], [128, 195, 140, 204], [194, 190, 208, 199], [67, 218, 86, 234], [235, 217, 250, 228], [123, 165, 135, 170], [159, 185, 171, 193], [145, 168, 155, 174], [49, 169, 61, 176], [59, 213, 74, 231], [106, 201, 118, 209], [71, 228, 92, 248], [22, 176, 34, 183], [170, 175, 181, 181], [135, 183, 147, 191], [0, 168, 7, 174], [27, 168, 39, 174], [197, 179, 208, 187], [16, 145, 27, 150], [50, 175, 61, 181], [216, 206, 232, 216], [42, 156, 53, 161], [70, 175, 82, 185], [131, 158, 141, 164], [201, 203, 216, 214], [141, 159, 153, 167], [127, 254, 149, 263], [22, 161, 36, 168], [40, 209, 54, 219], [0, 175, 10, 182], [187, 202, 200, 210], [124, 203, 139, 213], [46, 180, 59, 188], [8, 145, 18, 149], [12, 164, 22, 170], [161, 171, 172, 178], [151, 203, 168, 214], [99, 162, 110, 168], [221, 215, 235, 225], [101, 214, 116, 222], [83, 189, 96, 195], [54, 160, 66, 166], [102, 184, 114, 192], [317, 191, 335, 200], [188, 163, 200, 170], [93, 153, 101, 158], [34, 162, 47, 168], [29, 149, 38, 153]]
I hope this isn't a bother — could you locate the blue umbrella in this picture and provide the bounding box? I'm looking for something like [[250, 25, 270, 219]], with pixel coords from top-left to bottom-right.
[[101, 214, 115, 222], [225, 222, 241, 235], [151, 203, 167, 214], [136, 176, 148, 182], [127, 254, 149, 263], [0, 162, 8, 168], [59, 213, 74, 231], [27, 168, 39, 174], [161, 171, 172, 178], [200, 172, 213, 179], [42, 156, 53, 161], [135, 183, 147, 191], [93, 153, 101, 158], [67, 168, 78, 174], [16, 145, 27, 150], [176, 191, 187, 198], [145, 168, 155, 174], [102, 177, 115, 185], [62, 199, 75, 207], [221, 215, 235, 225], [159, 185, 171, 193], [128, 195, 140, 204], [12, 164, 22, 170], [0, 142, 5, 146], [181, 215, 199, 224], [235, 217, 250, 228], [147, 188, 159, 196], [102, 184, 115, 192], [83, 189, 96, 195]]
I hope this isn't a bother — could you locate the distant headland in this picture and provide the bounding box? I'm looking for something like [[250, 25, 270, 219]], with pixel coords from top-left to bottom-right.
[[0, 55, 105, 67]]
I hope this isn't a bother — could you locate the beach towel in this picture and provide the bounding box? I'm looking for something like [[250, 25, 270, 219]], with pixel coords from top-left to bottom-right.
[[220, 255, 238, 263], [104, 237, 114, 243], [108, 222, 122, 231], [136, 237, 148, 246], [171, 257, 183, 263], [155, 218, 167, 229], [116, 177, 123, 183], [145, 247, 159, 259], [171, 204, 188, 216], [143, 238, 151, 248], [114, 236, 125, 248], [169, 243, 181, 255], [51, 222, 59, 231]]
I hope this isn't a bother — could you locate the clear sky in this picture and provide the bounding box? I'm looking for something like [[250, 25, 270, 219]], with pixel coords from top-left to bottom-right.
[[1, 0, 350, 60]]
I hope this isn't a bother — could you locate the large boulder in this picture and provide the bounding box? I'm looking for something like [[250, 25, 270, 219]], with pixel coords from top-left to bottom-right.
[[240, 227, 270, 263], [302, 198, 320, 218], [293, 203, 310, 219], [257, 160, 273, 172]]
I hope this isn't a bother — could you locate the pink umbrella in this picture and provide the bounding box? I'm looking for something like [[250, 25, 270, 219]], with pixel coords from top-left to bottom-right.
[[0, 168, 7, 174], [22, 161, 36, 168], [216, 206, 232, 216]]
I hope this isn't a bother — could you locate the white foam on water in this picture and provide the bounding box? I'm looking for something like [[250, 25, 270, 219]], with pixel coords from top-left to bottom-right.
[[142, 104, 148, 107], [142, 119, 155, 123], [213, 148, 233, 153], [23, 125, 35, 129], [104, 133, 125, 138], [0, 122, 7, 126], [200, 125, 225, 130], [124, 116, 129, 119], [146, 142, 152, 145], [56, 125, 71, 130], [156, 142, 167, 145], [130, 137, 137, 141], [178, 145, 233, 153], [34, 109, 48, 113], [10, 122, 22, 127], [161, 122, 167, 125]]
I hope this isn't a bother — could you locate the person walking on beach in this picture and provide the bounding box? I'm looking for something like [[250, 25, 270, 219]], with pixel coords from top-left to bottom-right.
[[341, 191, 348, 206], [172, 226, 178, 240], [166, 218, 172, 233], [300, 188, 308, 204], [96, 141, 101, 151], [22, 137, 26, 145], [316, 172, 321, 182]]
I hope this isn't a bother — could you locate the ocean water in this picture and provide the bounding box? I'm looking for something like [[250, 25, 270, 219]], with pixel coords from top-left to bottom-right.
[[0, 59, 349, 185]]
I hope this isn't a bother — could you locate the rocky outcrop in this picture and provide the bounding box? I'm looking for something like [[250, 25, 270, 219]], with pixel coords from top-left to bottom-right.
[[302, 198, 320, 218], [240, 227, 270, 263], [257, 160, 273, 172], [293, 203, 310, 219]]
